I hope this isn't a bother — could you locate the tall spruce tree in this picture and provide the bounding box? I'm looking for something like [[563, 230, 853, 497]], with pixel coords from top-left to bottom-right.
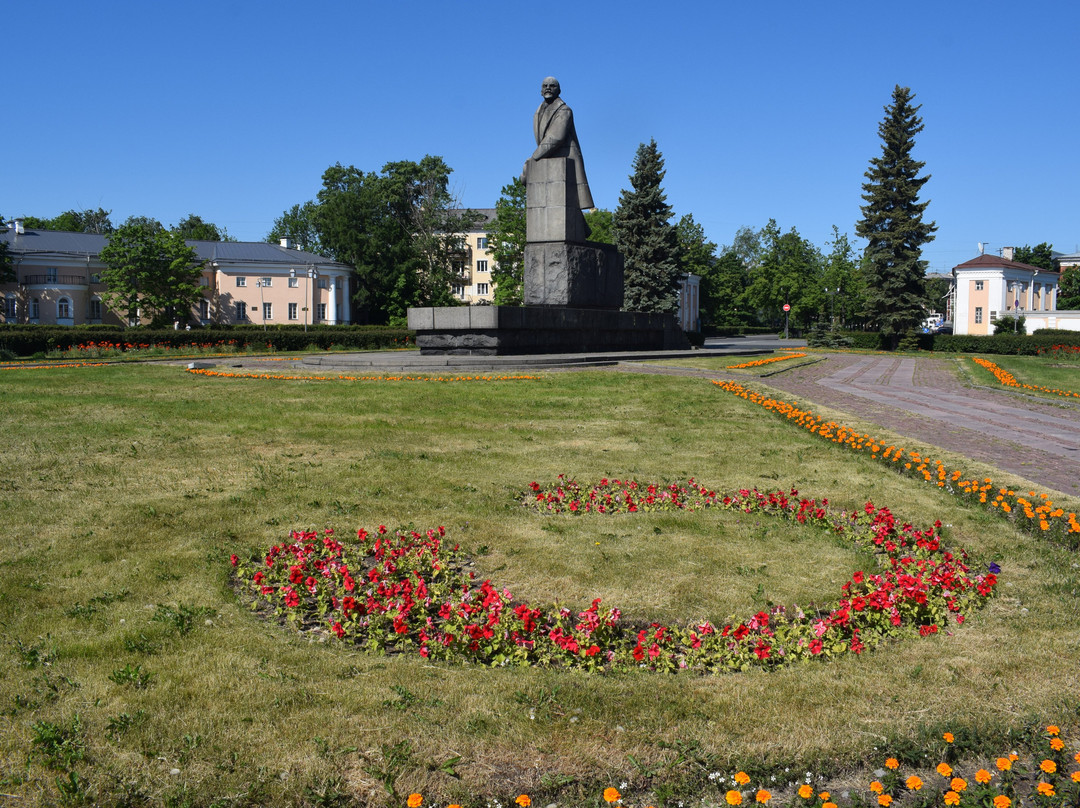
[[856, 85, 937, 349], [613, 140, 681, 314]]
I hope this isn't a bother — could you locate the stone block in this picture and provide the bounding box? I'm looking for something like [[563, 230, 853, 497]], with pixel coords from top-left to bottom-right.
[[524, 242, 624, 309], [525, 158, 587, 243]]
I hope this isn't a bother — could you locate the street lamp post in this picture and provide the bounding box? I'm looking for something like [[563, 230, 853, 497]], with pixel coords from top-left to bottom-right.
[[308, 267, 319, 332], [256, 279, 267, 333]]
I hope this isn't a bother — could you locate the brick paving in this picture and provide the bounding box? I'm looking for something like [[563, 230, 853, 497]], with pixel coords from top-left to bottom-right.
[[630, 353, 1080, 499]]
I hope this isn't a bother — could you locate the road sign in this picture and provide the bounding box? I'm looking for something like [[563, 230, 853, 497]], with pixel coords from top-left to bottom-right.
[[782, 303, 791, 312]]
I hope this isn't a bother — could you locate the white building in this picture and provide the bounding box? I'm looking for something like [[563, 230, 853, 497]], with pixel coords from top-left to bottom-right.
[[950, 252, 1080, 334]]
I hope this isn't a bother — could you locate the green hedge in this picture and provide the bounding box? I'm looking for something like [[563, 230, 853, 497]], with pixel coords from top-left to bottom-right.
[[0, 324, 415, 357], [830, 330, 1080, 354]]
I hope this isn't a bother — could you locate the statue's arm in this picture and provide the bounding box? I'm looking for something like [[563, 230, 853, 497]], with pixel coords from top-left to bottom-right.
[[530, 107, 571, 160]]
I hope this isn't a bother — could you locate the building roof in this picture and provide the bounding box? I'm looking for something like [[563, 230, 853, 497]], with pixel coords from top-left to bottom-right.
[[953, 253, 1059, 274], [0, 228, 350, 270], [449, 208, 497, 231]]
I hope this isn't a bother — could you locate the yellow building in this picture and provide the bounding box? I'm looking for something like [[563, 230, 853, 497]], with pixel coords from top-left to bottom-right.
[[1, 222, 354, 327], [448, 209, 496, 305]]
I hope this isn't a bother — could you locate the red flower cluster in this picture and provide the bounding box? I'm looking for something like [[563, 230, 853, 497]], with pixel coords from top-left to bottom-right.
[[237, 482, 997, 674]]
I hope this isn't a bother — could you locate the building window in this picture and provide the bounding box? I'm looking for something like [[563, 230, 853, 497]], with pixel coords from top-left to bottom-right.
[[260, 277, 272, 287], [89, 273, 102, 283], [477, 236, 488, 250], [476, 259, 488, 273], [200, 299, 210, 321], [975, 307, 983, 324], [4, 295, 16, 320], [975, 280, 984, 291], [199, 276, 209, 287], [263, 302, 272, 320], [46, 268, 58, 282], [30, 298, 40, 320], [477, 283, 490, 295], [318, 278, 328, 289], [452, 284, 465, 298], [89, 298, 102, 320], [289, 302, 298, 320], [288, 276, 299, 288], [57, 298, 71, 319], [316, 303, 326, 321], [235, 301, 247, 320], [236, 276, 247, 287]]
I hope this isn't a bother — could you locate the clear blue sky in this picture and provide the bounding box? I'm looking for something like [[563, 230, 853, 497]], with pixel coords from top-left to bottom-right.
[[4, 0, 1077, 273]]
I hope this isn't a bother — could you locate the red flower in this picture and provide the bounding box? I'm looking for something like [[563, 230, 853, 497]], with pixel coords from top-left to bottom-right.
[[230, 554, 239, 567]]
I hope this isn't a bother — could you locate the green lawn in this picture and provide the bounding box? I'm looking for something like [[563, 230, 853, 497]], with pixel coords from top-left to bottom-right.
[[0, 364, 1077, 807]]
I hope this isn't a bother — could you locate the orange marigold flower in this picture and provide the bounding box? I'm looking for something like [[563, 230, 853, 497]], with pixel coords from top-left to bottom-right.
[[516, 796, 531, 808], [976, 770, 992, 784], [877, 795, 892, 807], [950, 777, 967, 792], [818, 793, 830, 802], [943, 732, 955, 743], [1046, 725, 1060, 735], [944, 791, 960, 806], [937, 762, 953, 778], [823, 803, 837, 808], [603, 788, 621, 804], [993, 796, 1011, 808], [996, 757, 1012, 771], [906, 775, 923, 791], [1075, 752, 1080, 765], [1050, 737, 1065, 751], [755, 789, 771, 804], [726, 789, 743, 806], [884, 758, 899, 770], [1071, 770, 1080, 783], [870, 781, 884, 794], [1037, 782, 1055, 797], [1040, 759, 1057, 774], [407, 795, 422, 808], [798, 785, 813, 800], [734, 771, 751, 786]]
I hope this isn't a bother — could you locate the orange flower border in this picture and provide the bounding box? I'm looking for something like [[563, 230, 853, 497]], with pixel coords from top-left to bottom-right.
[[726, 353, 808, 370], [972, 356, 1080, 400], [711, 379, 1080, 543]]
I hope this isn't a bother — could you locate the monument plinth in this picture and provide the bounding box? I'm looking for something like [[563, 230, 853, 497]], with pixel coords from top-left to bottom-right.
[[409, 76, 687, 355]]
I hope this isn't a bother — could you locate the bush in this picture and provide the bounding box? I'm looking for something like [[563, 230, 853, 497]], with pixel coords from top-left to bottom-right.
[[993, 314, 1026, 335], [0, 324, 415, 357]]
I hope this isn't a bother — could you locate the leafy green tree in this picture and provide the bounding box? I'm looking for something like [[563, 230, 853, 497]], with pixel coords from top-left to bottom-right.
[[821, 227, 866, 328], [313, 156, 471, 323], [1059, 266, 1080, 310], [743, 220, 823, 330], [98, 221, 205, 326], [173, 214, 232, 242], [701, 250, 748, 326], [488, 177, 526, 305], [0, 236, 13, 284], [855, 85, 937, 349], [1012, 242, 1055, 271], [613, 140, 681, 314], [267, 202, 322, 254], [21, 208, 114, 233], [583, 209, 615, 245], [122, 215, 165, 234]]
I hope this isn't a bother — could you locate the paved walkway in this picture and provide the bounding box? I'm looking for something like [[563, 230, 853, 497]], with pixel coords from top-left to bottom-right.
[[729, 354, 1080, 498]]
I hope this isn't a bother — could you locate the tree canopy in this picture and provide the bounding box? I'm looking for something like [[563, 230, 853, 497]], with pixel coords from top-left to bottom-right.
[[173, 214, 233, 242], [1012, 243, 1055, 271], [613, 140, 681, 314], [21, 208, 115, 233], [488, 177, 526, 305], [98, 221, 205, 326], [267, 202, 322, 254], [1059, 266, 1080, 310], [855, 85, 937, 348], [307, 156, 477, 324]]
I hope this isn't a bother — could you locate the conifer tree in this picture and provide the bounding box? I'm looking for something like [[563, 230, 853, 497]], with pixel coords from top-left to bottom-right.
[[613, 140, 681, 314], [856, 86, 937, 348], [488, 177, 526, 305]]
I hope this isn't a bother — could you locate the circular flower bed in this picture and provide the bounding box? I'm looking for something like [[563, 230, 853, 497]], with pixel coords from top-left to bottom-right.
[[233, 479, 998, 674]]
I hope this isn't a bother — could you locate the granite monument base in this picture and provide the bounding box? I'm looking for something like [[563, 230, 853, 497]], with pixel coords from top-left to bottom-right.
[[524, 241, 623, 309], [407, 305, 690, 356]]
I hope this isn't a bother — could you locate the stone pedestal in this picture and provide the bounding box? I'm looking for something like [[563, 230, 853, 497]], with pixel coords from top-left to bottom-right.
[[524, 241, 623, 309], [407, 305, 689, 356], [525, 157, 587, 243]]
